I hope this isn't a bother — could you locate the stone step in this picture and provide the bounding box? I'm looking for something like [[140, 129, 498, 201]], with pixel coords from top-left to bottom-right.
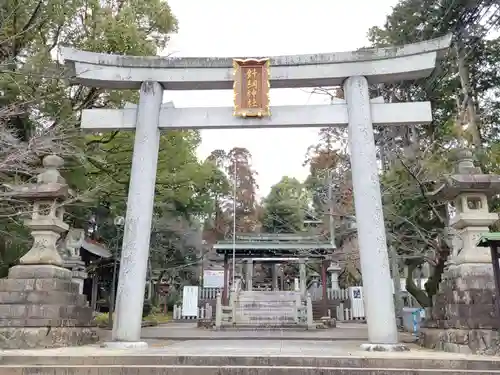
[[237, 304, 298, 308], [235, 319, 298, 324], [240, 290, 300, 296], [235, 316, 297, 321], [3, 365, 499, 374], [236, 298, 297, 305], [239, 292, 300, 298], [237, 302, 298, 305], [239, 294, 299, 298], [236, 311, 296, 317], [235, 318, 297, 322], [236, 306, 297, 310], [237, 303, 297, 306], [3, 354, 500, 369], [236, 319, 297, 323], [237, 300, 299, 305], [235, 319, 297, 324], [235, 311, 297, 316], [216, 325, 310, 330], [238, 295, 299, 298]]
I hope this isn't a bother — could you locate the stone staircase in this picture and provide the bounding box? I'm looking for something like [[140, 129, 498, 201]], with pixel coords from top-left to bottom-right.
[[215, 290, 313, 329], [3, 351, 500, 374], [234, 291, 306, 327]]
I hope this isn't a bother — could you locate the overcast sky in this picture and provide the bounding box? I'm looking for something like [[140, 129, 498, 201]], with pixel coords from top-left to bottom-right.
[[165, 0, 399, 197]]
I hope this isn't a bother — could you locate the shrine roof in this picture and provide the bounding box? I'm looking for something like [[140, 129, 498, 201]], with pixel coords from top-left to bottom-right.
[[232, 233, 326, 242], [213, 237, 334, 258], [477, 233, 500, 247], [81, 239, 111, 258]]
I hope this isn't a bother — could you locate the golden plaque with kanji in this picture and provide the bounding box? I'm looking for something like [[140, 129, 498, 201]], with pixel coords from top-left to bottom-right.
[[233, 58, 270, 118]]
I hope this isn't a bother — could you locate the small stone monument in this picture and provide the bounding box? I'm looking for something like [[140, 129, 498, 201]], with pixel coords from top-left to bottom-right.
[[0, 155, 96, 349], [59, 228, 87, 294], [420, 149, 500, 354]]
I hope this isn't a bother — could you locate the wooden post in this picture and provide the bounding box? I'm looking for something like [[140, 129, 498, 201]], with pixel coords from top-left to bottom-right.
[[321, 259, 328, 317], [223, 254, 229, 304], [306, 293, 314, 329], [215, 293, 222, 329], [490, 244, 500, 322]]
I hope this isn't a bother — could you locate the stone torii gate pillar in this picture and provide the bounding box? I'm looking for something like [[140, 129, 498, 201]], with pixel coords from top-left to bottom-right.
[[62, 34, 451, 349], [345, 76, 398, 348], [111, 81, 163, 347]]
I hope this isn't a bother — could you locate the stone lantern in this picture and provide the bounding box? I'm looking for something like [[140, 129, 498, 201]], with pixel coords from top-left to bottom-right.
[[420, 149, 500, 354], [0, 155, 96, 349], [328, 262, 342, 291]]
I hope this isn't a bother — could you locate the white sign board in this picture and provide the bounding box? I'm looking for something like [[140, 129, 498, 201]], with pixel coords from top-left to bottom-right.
[[348, 286, 365, 318], [203, 270, 225, 288], [181, 286, 199, 317]]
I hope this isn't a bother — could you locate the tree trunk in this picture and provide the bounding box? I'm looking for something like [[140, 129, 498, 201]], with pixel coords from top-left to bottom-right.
[[423, 245, 449, 307], [406, 262, 431, 307]]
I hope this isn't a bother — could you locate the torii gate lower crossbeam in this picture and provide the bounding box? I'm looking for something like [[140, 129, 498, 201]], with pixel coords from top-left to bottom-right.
[[63, 34, 451, 351]]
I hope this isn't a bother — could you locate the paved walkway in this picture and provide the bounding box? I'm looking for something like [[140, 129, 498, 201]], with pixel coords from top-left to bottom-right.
[[1, 339, 499, 363], [4, 323, 497, 368], [1, 327, 499, 370], [139, 322, 375, 341], [94, 322, 418, 343]]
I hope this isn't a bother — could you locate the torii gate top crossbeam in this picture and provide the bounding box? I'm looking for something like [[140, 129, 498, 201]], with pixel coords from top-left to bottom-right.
[[61, 34, 451, 90]]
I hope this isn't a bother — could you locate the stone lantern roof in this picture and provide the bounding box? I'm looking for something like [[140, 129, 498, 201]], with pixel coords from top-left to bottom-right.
[[3, 155, 70, 200], [427, 148, 500, 201]]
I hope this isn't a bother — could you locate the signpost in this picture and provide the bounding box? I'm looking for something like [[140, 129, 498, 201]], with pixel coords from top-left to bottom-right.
[[203, 270, 225, 288]]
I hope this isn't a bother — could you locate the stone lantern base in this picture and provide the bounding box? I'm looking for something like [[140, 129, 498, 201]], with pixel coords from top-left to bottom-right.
[[419, 264, 500, 354], [0, 264, 97, 349]]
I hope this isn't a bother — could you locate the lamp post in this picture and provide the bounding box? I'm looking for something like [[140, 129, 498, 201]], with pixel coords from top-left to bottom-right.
[[108, 215, 124, 328]]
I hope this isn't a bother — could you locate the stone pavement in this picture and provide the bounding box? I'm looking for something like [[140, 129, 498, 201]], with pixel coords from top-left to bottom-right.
[[1, 339, 500, 367], [2, 336, 500, 374], [138, 322, 415, 341], [0, 338, 498, 362], [3, 324, 500, 374]]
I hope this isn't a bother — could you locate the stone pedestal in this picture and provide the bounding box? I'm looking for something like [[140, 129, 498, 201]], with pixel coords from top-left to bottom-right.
[[420, 264, 500, 354], [65, 258, 87, 295], [420, 149, 500, 354], [0, 264, 97, 349], [60, 228, 87, 295]]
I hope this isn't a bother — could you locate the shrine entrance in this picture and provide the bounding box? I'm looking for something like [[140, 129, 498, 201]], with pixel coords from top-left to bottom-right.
[[62, 33, 451, 349], [213, 233, 332, 301]]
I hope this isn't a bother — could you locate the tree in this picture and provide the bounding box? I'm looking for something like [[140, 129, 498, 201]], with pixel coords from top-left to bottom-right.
[[203, 147, 260, 237], [227, 147, 260, 233], [0, 0, 231, 286], [261, 177, 310, 233], [304, 127, 353, 240], [365, 0, 500, 307]]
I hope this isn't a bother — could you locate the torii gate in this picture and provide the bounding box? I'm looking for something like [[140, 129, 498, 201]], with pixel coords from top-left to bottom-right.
[[62, 34, 451, 350]]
